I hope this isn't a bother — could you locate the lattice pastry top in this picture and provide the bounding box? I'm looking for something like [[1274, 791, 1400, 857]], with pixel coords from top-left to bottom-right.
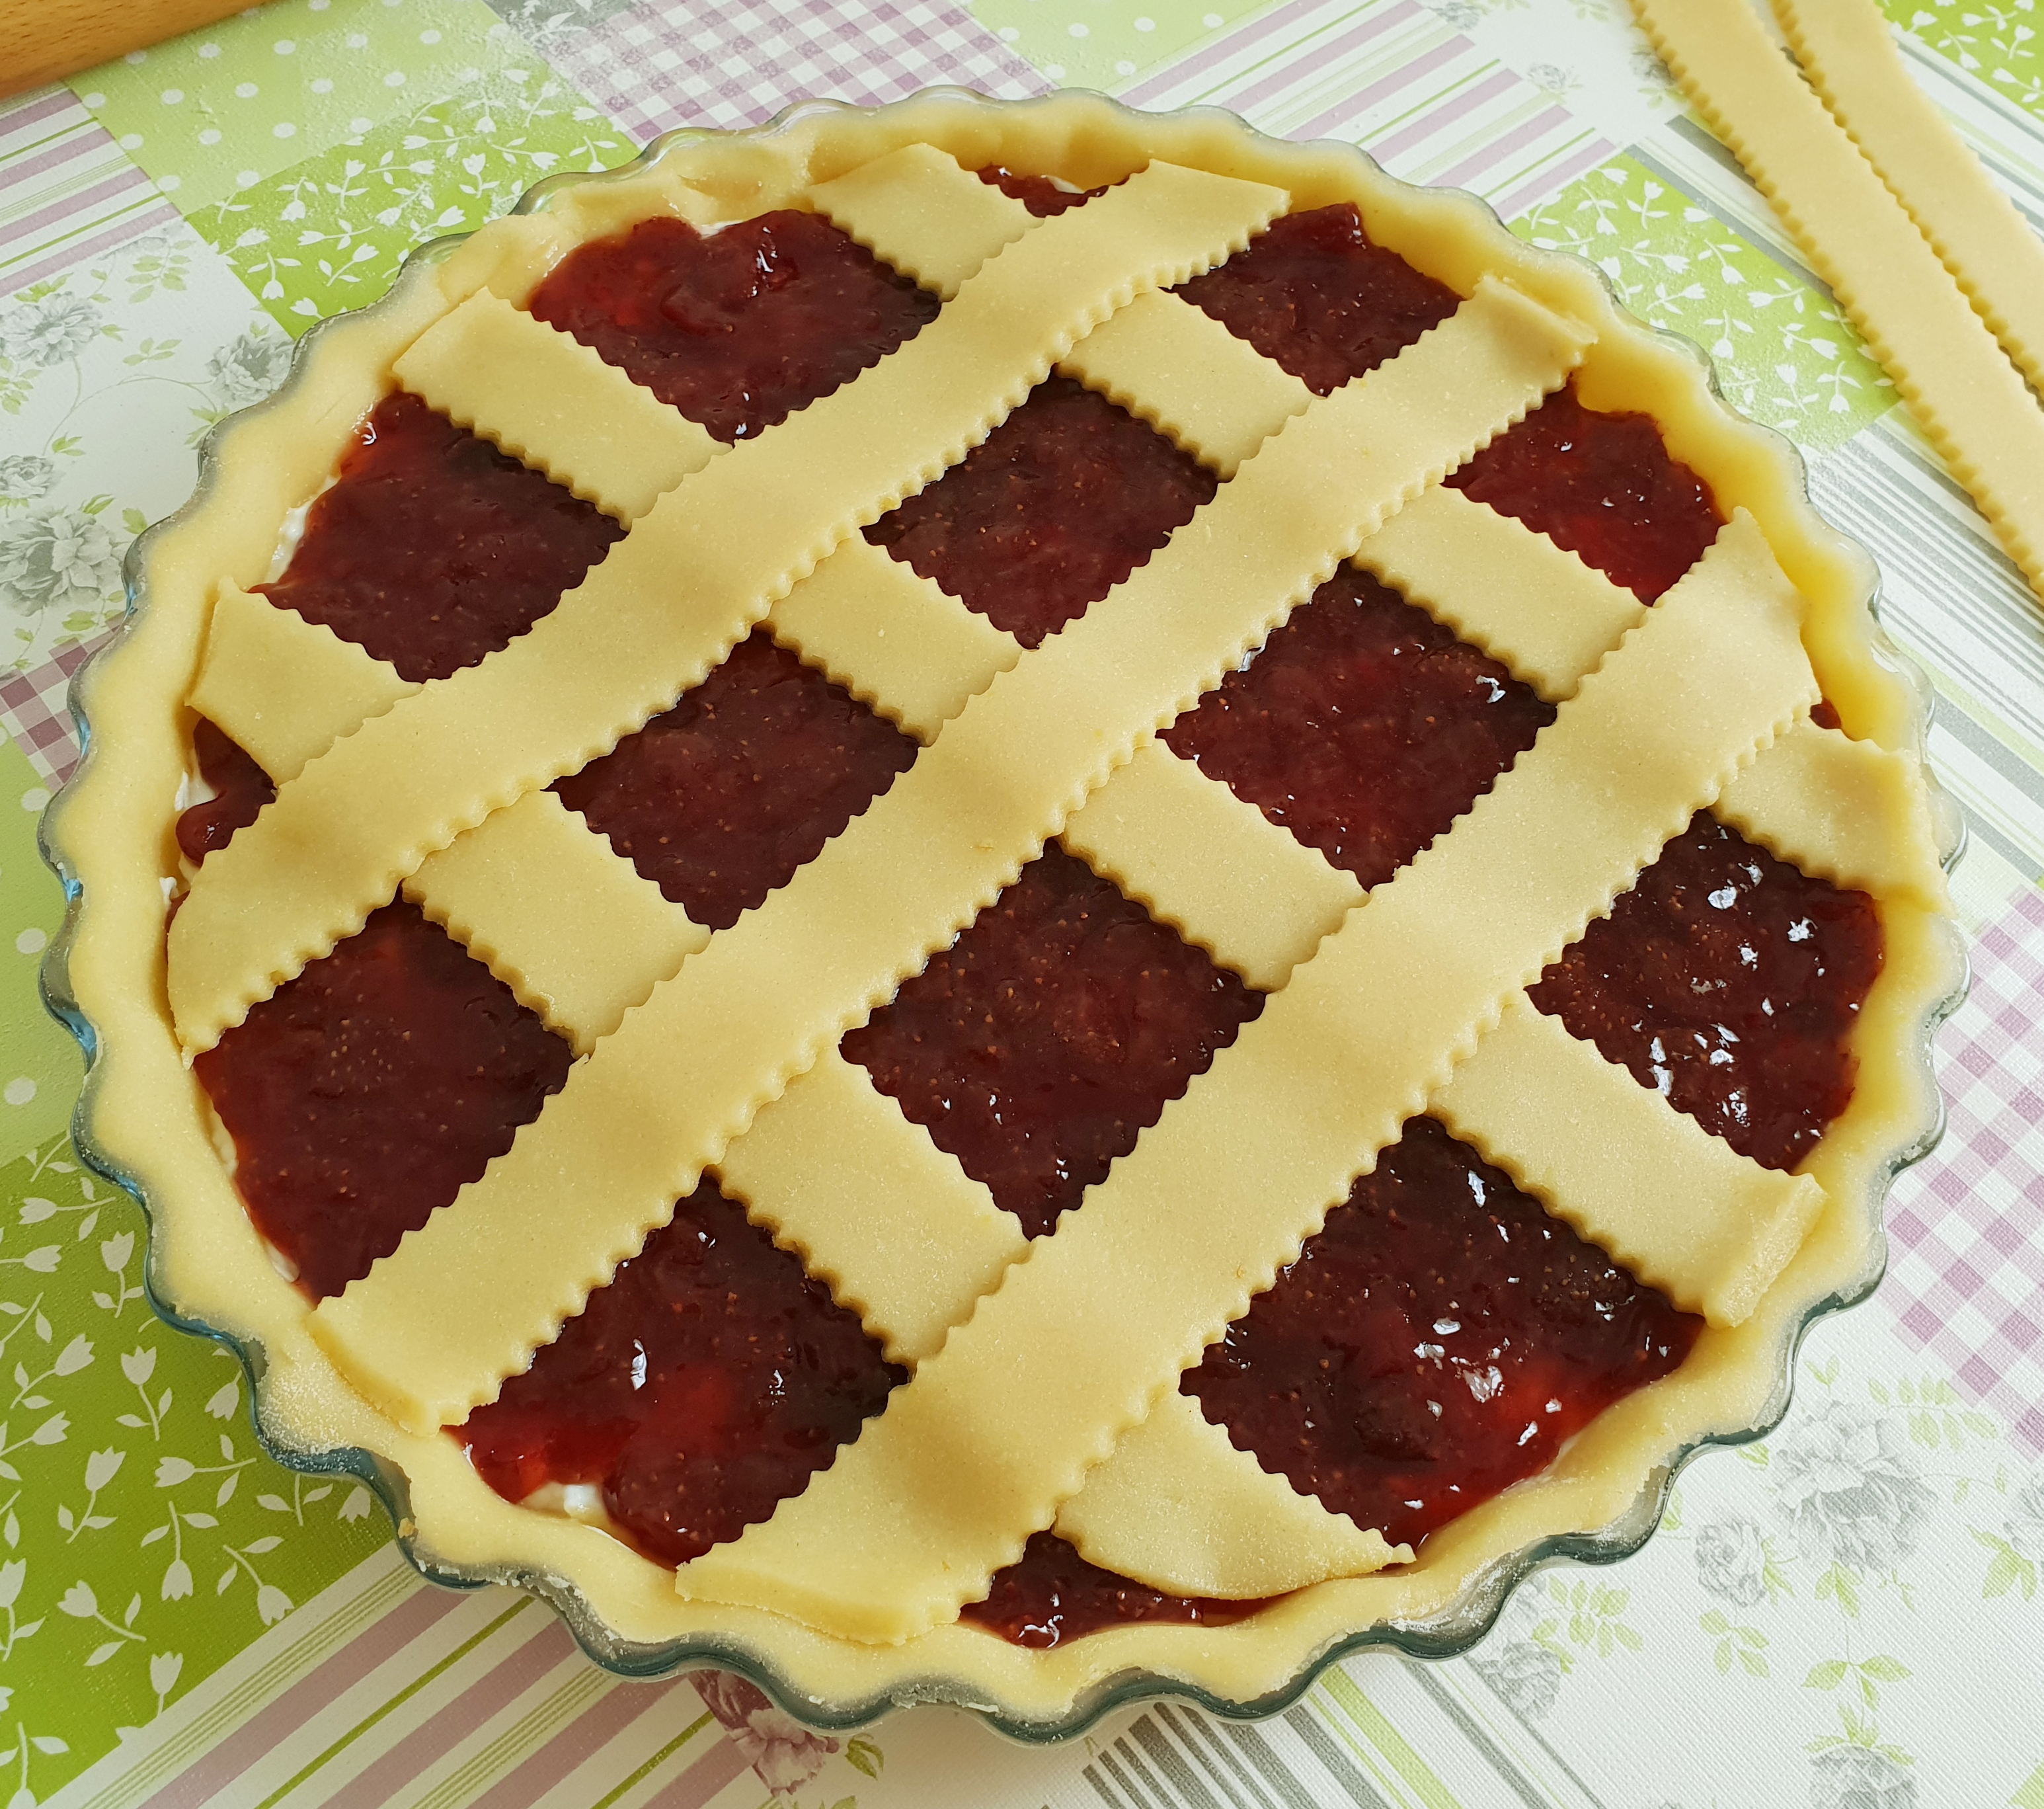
[[50, 93, 1961, 1724]]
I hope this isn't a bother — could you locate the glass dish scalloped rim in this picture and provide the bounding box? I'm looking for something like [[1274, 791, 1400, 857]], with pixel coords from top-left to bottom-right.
[[37, 86, 1971, 1744]]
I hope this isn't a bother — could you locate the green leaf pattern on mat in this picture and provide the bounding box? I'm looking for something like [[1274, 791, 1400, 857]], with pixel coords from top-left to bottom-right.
[[0, 1137, 387, 1793], [79, 0, 582, 211], [1511, 153, 1895, 452], [194, 67, 628, 332], [1879, 0, 2044, 121]]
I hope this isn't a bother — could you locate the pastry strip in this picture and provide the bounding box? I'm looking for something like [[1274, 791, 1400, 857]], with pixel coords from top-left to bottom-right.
[[1052, 1394, 1405, 1596], [393, 291, 722, 523], [1430, 998, 1825, 1326], [1630, 0, 2044, 604], [168, 160, 1288, 1055], [766, 534, 1021, 742], [672, 519, 1817, 1642], [1715, 719, 1944, 908], [308, 280, 1591, 1435], [715, 1051, 1025, 1367], [407, 791, 707, 1055], [811, 142, 1038, 300], [1060, 290, 1316, 477], [1773, 0, 2044, 403], [191, 586, 416, 784], [1060, 740, 1360, 992], [1358, 486, 1639, 700]]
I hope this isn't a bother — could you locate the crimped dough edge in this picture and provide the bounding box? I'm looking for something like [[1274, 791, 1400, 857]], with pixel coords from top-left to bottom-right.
[[45, 89, 1962, 1730]]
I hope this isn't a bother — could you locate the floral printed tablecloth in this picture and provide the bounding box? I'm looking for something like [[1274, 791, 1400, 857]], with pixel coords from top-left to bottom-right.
[[1, 2, 2041, 1806]]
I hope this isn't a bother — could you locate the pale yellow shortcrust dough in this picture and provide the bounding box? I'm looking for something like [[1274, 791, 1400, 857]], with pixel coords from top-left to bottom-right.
[[1773, 0, 2044, 407], [52, 93, 1961, 1721], [1630, 0, 2044, 605]]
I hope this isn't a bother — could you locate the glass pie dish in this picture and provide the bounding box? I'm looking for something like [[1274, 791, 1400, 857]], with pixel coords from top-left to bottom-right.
[[39, 88, 1967, 1738]]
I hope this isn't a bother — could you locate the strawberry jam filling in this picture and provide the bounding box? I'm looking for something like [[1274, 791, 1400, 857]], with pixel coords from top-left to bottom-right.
[[1447, 379, 1721, 602], [528, 210, 940, 442], [461, 1179, 904, 1568], [977, 165, 1109, 215], [1175, 202, 1462, 394], [865, 374, 1217, 648], [554, 629, 919, 932], [1163, 567, 1555, 889], [1187, 1115, 1703, 1549], [177, 716, 275, 865], [194, 903, 573, 1301], [1531, 813, 1882, 1173], [963, 1532, 1268, 1648], [844, 844, 1264, 1239], [260, 390, 626, 684], [184, 189, 1881, 1642]]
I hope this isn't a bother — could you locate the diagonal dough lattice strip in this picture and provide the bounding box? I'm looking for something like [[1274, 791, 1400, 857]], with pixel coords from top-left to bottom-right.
[[165, 161, 1287, 1056], [1061, 539, 1830, 1332], [1628, 0, 2044, 606], [306, 278, 1592, 1436], [672, 535, 1817, 1643], [1773, 0, 2044, 404], [1429, 997, 1822, 1327]]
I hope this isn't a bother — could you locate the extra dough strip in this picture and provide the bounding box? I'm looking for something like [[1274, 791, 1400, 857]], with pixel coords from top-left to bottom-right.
[[1629, 0, 2044, 604], [672, 527, 1818, 1644], [1774, 0, 2044, 403], [308, 280, 1592, 1437], [166, 160, 1288, 1055]]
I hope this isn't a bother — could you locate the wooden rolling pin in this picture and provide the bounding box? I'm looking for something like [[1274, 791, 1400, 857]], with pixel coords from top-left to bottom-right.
[[0, 0, 257, 102]]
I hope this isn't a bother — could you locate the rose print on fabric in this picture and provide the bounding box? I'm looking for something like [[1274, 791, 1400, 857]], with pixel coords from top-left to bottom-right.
[[0, 509, 125, 622], [1809, 1734, 1918, 1809], [0, 296, 104, 371], [1466, 1568, 1643, 1720], [1772, 1402, 1938, 1575], [1469, 1635, 1566, 1719], [0, 459, 56, 506], [204, 332, 294, 413], [692, 1670, 840, 1798], [0, 225, 292, 670], [1694, 1515, 1768, 1607]]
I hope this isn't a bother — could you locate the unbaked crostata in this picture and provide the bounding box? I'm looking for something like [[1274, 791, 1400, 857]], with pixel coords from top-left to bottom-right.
[[48, 92, 1962, 1724]]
